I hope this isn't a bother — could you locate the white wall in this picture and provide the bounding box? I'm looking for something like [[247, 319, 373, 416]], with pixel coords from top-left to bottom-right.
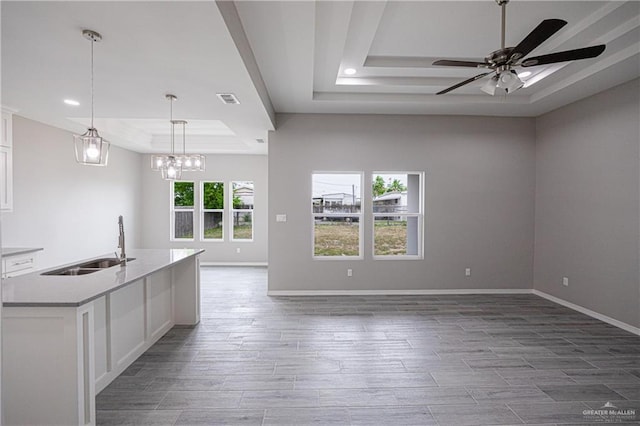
[[268, 114, 536, 293], [534, 78, 640, 329], [141, 154, 268, 264], [1, 116, 142, 269]]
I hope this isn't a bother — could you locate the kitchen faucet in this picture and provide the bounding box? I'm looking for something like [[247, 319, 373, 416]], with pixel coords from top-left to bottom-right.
[[117, 215, 127, 265]]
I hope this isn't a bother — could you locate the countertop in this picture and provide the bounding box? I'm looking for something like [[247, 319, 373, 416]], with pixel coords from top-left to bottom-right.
[[2, 247, 44, 257], [2, 248, 204, 308]]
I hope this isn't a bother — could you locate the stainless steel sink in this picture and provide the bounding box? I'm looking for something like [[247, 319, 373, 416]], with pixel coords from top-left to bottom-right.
[[78, 258, 135, 269], [42, 266, 99, 276], [41, 258, 135, 276]]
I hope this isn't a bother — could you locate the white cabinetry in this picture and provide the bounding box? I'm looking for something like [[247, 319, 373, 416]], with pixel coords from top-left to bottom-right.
[[1, 109, 13, 211], [2, 251, 38, 278], [2, 253, 201, 425], [93, 268, 174, 392]]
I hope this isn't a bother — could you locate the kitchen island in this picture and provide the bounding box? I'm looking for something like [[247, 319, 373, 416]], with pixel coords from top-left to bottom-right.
[[2, 248, 203, 426]]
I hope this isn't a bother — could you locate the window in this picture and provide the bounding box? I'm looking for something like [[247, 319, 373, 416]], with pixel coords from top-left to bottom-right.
[[201, 182, 224, 240], [231, 181, 254, 241], [312, 173, 362, 258], [372, 172, 423, 258], [171, 181, 194, 240]]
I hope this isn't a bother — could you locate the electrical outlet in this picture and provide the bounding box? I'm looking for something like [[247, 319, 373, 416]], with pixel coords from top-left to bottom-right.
[[465, 268, 471, 277], [562, 277, 569, 287], [236, 248, 241, 254], [347, 269, 353, 277]]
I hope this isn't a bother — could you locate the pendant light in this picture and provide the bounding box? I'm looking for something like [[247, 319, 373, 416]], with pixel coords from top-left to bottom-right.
[[176, 120, 206, 172], [151, 94, 182, 180], [74, 29, 109, 166]]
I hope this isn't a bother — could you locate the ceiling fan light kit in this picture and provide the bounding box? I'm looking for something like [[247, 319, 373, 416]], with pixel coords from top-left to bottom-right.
[[433, 0, 606, 96]]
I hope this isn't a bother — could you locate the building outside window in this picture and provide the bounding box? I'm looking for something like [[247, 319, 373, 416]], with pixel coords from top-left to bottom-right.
[[231, 181, 254, 241], [312, 173, 363, 258], [372, 172, 423, 259]]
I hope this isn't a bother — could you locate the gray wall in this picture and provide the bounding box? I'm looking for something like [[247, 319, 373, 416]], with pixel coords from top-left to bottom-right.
[[269, 114, 536, 292], [1, 116, 143, 269], [141, 154, 268, 264], [534, 78, 640, 328]]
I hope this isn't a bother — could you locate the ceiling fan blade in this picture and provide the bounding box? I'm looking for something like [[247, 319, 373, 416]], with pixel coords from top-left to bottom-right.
[[433, 59, 487, 68], [509, 19, 567, 63], [520, 44, 606, 67], [436, 72, 492, 95]]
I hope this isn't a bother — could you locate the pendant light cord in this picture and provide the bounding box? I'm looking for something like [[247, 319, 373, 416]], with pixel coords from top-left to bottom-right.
[[90, 37, 95, 129], [170, 97, 175, 155], [182, 122, 186, 155]]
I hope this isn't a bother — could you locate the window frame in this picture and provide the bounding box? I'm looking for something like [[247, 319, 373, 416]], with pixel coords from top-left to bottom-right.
[[200, 181, 225, 242], [371, 171, 424, 260], [311, 171, 364, 260], [230, 180, 255, 242], [170, 180, 195, 242]]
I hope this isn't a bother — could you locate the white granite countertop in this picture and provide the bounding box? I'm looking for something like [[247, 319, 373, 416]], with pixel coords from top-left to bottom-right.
[[2, 247, 44, 257], [2, 248, 204, 307]]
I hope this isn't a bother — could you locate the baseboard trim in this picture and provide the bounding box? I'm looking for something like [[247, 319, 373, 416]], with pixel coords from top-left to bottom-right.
[[532, 289, 640, 336], [267, 289, 532, 296], [200, 262, 268, 267], [266, 287, 639, 336]]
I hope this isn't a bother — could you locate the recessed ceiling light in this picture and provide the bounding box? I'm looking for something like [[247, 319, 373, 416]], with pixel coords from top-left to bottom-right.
[[64, 99, 80, 106], [518, 71, 532, 78], [344, 68, 357, 75]]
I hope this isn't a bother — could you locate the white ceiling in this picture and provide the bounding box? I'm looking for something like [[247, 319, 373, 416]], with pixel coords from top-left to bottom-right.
[[2, 1, 639, 155], [1, 1, 274, 155], [235, 0, 639, 116]]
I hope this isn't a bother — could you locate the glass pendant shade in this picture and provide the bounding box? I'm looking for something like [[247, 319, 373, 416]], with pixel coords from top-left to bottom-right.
[[152, 154, 204, 172], [480, 69, 523, 96], [74, 128, 109, 166], [179, 154, 206, 171], [151, 154, 170, 171], [160, 156, 182, 180], [496, 70, 524, 93], [481, 76, 500, 95]]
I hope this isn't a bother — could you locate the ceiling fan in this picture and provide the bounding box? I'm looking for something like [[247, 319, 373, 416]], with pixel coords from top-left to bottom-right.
[[433, 0, 606, 95]]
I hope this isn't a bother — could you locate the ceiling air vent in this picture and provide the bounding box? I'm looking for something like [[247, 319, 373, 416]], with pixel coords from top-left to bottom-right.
[[216, 93, 240, 105], [256, 138, 265, 144]]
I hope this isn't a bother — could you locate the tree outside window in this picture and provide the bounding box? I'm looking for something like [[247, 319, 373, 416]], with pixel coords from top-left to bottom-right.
[[202, 182, 224, 240]]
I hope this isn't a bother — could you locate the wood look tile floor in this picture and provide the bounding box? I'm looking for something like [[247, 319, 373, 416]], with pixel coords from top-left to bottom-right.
[[97, 267, 640, 425]]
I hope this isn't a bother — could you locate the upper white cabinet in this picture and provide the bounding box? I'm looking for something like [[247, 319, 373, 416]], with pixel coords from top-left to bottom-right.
[[1, 109, 14, 211]]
